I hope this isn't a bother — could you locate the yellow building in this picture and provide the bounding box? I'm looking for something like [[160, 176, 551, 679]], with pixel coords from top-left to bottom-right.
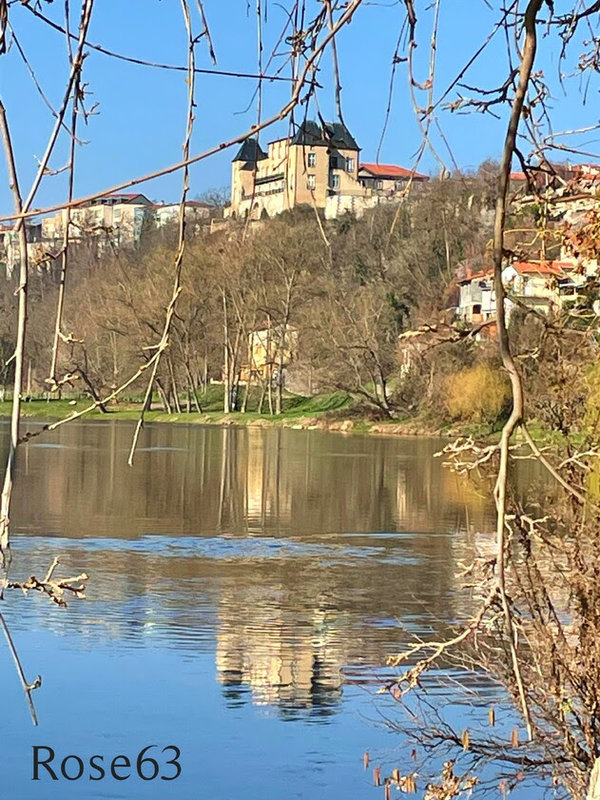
[[230, 120, 363, 220], [242, 323, 298, 383]]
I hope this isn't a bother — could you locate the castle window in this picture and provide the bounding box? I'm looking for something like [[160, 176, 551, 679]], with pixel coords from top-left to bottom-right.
[[307, 152, 317, 168], [307, 174, 316, 190]]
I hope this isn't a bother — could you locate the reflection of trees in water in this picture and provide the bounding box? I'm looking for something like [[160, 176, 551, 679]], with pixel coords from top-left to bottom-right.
[[8, 423, 501, 539], [1, 422, 548, 717]]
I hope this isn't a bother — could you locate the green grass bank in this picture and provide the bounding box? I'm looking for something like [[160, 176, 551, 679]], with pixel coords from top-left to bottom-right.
[[0, 387, 452, 437], [0, 387, 556, 443]]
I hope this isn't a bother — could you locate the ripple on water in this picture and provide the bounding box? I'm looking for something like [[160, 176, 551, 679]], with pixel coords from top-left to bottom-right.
[[11, 532, 423, 566]]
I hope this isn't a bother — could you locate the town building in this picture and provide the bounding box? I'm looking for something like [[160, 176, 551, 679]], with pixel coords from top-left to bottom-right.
[[41, 193, 154, 247], [153, 200, 212, 229], [0, 193, 220, 276], [1, 221, 46, 277], [229, 120, 428, 221], [39, 194, 215, 251], [457, 269, 496, 325], [241, 323, 298, 384], [456, 259, 598, 327], [358, 163, 428, 193]]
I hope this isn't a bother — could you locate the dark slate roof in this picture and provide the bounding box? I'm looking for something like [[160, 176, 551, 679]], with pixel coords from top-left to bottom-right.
[[291, 120, 359, 151], [232, 137, 268, 163], [291, 120, 324, 146], [325, 122, 359, 151]]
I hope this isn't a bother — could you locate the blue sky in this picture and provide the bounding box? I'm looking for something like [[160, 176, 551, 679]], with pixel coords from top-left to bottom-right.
[[0, 0, 598, 215]]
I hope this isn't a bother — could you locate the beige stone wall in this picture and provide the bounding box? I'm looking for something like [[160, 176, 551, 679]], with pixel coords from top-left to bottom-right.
[[291, 145, 361, 207], [231, 162, 258, 213], [41, 212, 62, 239], [290, 144, 329, 207], [332, 147, 360, 193], [325, 193, 377, 220], [265, 138, 289, 182]]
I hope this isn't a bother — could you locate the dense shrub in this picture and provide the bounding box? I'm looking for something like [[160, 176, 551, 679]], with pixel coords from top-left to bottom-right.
[[445, 363, 510, 424]]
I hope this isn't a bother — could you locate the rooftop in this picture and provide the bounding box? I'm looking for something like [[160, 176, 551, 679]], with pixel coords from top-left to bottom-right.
[[511, 260, 572, 276], [359, 163, 428, 180], [86, 192, 153, 207], [232, 137, 268, 164], [459, 260, 576, 282], [290, 120, 359, 151], [154, 200, 212, 209]]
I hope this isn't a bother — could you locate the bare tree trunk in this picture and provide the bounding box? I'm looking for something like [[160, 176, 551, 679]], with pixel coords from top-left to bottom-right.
[[111, 331, 119, 404], [241, 377, 250, 413], [126, 0, 196, 465], [222, 290, 231, 413], [258, 380, 266, 414], [267, 373, 274, 415], [184, 363, 201, 412], [588, 759, 600, 800], [0, 102, 29, 583], [231, 377, 239, 412], [156, 378, 171, 413], [377, 365, 391, 414], [48, 63, 81, 391], [75, 366, 107, 413], [167, 356, 182, 413], [490, 0, 544, 742], [276, 329, 285, 415]]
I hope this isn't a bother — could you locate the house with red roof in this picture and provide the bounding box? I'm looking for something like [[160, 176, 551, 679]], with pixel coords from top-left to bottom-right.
[[457, 269, 496, 325], [502, 261, 568, 316], [456, 259, 592, 326], [358, 163, 429, 194]]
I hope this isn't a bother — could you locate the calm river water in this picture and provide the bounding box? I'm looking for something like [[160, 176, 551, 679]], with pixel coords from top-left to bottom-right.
[[0, 420, 545, 798]]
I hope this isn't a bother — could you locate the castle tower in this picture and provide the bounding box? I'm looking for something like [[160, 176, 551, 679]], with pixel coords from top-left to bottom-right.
[[230, 138, 268, 217]]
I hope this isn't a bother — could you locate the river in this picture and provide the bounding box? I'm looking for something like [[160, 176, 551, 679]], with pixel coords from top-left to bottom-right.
[[0, 420, 544, 798]]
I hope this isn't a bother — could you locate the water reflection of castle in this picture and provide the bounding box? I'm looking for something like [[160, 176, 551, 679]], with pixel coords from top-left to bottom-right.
[[216, 603, 344, 716]]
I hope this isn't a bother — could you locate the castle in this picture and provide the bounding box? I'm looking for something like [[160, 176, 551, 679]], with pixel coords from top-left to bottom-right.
[[229, 120, 428, 220]]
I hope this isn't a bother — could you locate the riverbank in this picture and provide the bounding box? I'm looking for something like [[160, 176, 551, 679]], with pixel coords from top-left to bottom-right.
[[0, 393, 503, 440], [0, 385, 561, 444]]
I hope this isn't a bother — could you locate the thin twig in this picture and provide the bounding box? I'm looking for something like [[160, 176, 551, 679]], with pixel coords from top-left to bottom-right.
[[0, 612, 40, 726], [128, 0, 197, 465]]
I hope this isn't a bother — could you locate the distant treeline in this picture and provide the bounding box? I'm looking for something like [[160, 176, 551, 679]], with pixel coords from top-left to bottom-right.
[[1, 164, 591, 429]]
